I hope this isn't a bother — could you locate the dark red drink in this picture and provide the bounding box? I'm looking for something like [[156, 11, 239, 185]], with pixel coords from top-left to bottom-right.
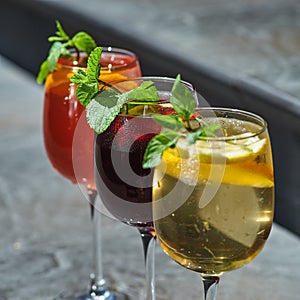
[[94, 77, 196, 231], [93, 77, 195, 300], [95, 114, 162, 231]]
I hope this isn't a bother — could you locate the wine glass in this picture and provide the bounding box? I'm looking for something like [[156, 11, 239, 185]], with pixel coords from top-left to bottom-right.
[[42, 47, 141, 299], [152, 107, 275, 300], [93, 77, 198, 299]]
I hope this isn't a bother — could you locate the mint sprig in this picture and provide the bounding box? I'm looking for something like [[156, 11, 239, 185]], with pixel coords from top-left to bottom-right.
[[142, 132, 180, 169], [70, 46, 160, 133], [142, 75, 220, 168], [170, 75, 196, 119], [36, 20, 97, 84], [70, 50, 218, 168], [70, 47, 103, 107], [86, 80, 160, 134]]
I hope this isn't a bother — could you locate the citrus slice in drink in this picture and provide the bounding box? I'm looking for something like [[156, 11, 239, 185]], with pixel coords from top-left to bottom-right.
[[160, 134, 274, 248], [162, 133, 272, 186], [100, 73, 128, 84], [194, 134, 267, 163]]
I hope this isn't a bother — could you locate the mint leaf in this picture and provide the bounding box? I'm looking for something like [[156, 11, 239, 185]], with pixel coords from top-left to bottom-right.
[[201, 123, 221, 137], [87, 47, 102, 83], [86, 90, 127, 134], [36, 60, 49, 84], [170, 74, 196, 119], [186, 129, 205, 143], [72, 32, 97, 54], [94, 89, 119, 108], [152, 115, 183, 131], [48, 36, 66, 42], [141, 75, 222, 169], [70, 47, 102, 106], [55, 20, 69, 40], [142, 131, 180, 169], [47, 42, 65, 72], [75, 82, 99, 107], [127, 81, 159, 101], [37, 20, 97, 84], [82, 80, 160, 133], [70, 69, 88, 84], [59, 46, 73, 58], [48, 21, 69, 42]]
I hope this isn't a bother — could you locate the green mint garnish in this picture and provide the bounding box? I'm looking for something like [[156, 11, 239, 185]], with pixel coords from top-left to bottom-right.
[[71, 31, 98, 54], [70, 49, 218, 168], [170, 74, 196, 119], [126, 81, 159, 101], [75, 82, 100, 107], [36, 20, 97, 84], [70, 47, 103, 106], [86, 89, 125, 134], [48, 20, 69, 42], [142, 132, 180, 169], [70, 47, 160, 133], [142, 76, 221, 169], [186, 129, 207, 144], [141, 75, 197, 168], [86, 81, 160, 134], [152, 114, 184, 131]]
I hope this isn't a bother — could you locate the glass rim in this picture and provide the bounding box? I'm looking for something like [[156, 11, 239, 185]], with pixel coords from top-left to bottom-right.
[[110, 76, 196, 117], [56, 46, 139, 72], [113, 106, 267, 141], [110, 76, 195, 88], [193, 107, 268, 141]]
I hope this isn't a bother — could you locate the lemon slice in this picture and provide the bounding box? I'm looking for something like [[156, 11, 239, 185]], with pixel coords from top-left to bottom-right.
[[164, 134, 267, 166], [199, 183, 264, 248], [99, 73, 128, 84], [161, 136, 273, 188], [194, 135, 267, 164], [221, 164, 273, 187]]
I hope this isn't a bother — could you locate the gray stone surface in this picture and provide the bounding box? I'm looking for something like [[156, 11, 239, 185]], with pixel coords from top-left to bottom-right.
[[1, 55, 300, 300], [45, 0, 300, 99]]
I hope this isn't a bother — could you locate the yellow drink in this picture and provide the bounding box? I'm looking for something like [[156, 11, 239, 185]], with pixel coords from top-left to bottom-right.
[[153, 113, 274, 276]]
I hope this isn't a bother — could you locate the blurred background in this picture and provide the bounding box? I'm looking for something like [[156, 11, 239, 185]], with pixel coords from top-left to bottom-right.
[[0, 0, 299, 299]]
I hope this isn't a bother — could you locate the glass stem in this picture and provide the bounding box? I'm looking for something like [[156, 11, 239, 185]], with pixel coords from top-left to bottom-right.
[[87, 189, 107, 296], [139, 230, 156, 300], [201, 276, 219, 300]]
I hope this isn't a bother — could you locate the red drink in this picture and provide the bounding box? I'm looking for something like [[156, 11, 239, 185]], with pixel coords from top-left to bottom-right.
[[43, 48, 141, 189], [93, 78, 196, 300], [95, 114, 162, 231], [93, 77, 196, 231]]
